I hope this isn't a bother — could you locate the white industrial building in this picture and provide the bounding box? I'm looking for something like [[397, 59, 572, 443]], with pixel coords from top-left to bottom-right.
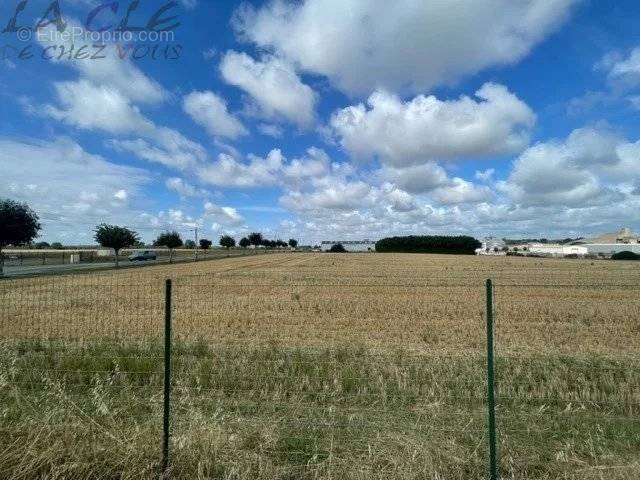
[[476, 238, 507, 255], [477, 228, 640, 259], [579, 244, 640, 256], [477, 242, 588, 257], [321, 240, 377, 252], [571, 228, 640, 257], [526, 244, 588, 257]]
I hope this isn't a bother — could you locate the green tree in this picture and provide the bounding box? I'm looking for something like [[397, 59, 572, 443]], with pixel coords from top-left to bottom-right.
[[329, 243, 347, 253], [248, 232, 263, 247], [154, 231, 183, 263], [220, 235, 236, 251], [35, 241, 50, 249], [239, 237, 250, 248], [184, 239, 196, 249], [94, 224, 139, 268], [288, 238, 298, 249], [200, 238, 212, 250], [51, 242, 63, 250], [0, 199, 41, 276]]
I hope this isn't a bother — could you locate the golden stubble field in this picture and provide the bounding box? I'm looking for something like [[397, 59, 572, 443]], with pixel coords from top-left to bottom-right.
[[1, 252, 639, 357], [1, 253, 639, 479]]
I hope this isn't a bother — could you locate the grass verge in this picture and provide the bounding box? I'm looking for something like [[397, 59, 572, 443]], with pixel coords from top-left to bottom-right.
[[0, 341, 638, 479]]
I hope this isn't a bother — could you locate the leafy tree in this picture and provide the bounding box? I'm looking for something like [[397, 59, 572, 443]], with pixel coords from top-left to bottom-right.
[[220, 235, 236, 250], [248, 232, 263, 247], [288, 238, 298, 249], [276, 239, 288, 248], [51, 242, 63, 250], [184, 239, 196, 249], [0, 199, 41, 276], [199, 238, 212, 257], [35, 241, 50, 249], [154, 231, 183, 263], [239, 237, 250, 248], [94, 224, 140, 268], [329, 243, 347, 253]]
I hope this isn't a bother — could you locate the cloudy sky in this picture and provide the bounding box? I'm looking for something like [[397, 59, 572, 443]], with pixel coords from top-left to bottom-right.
[[1, 0, 639, 244]]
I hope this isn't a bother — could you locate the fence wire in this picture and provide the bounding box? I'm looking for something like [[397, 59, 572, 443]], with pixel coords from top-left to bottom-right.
[[0, 262, 638, 479]]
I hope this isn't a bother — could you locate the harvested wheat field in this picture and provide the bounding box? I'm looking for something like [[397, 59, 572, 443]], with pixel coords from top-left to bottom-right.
[[0, 253, 639, 479]]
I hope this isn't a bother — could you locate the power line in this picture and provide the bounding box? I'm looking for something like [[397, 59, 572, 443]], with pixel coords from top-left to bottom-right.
[[36, 213, 198, 233]]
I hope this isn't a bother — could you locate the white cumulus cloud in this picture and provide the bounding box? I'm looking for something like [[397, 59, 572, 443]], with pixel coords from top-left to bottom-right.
[[204, 202, 246, 226], [330, 83, 535, 167], [183, 91, 248, 140], [500, 127, 638, 207], [198, 150, 284, 188], [220, 50, 317, 127], [233, 0, 577, 95]]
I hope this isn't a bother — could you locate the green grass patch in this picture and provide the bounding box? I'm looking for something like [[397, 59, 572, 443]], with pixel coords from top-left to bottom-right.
[[0, 341, 638, 479]]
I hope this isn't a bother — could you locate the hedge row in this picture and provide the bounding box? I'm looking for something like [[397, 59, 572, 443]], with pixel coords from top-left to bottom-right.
[[375, 235, 481, 255], [611, 251, 640, 261]]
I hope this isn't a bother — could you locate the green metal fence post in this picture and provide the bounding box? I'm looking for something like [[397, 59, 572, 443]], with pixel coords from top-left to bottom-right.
[[486, 279, 498, 480], [162, 279, 172, 477]]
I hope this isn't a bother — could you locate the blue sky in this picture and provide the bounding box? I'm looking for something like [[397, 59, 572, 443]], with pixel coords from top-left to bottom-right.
[[1, 0, 639, 244]]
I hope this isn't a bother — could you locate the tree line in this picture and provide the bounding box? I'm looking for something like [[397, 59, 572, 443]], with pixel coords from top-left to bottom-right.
[[95, 227, 298, 267], [0, 198, 299, 274], [375, 235, 481, 255]]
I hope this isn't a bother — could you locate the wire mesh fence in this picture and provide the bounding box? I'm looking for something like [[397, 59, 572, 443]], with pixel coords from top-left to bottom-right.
[[0, 248, 280, 272], [0, 254, 638, 479]]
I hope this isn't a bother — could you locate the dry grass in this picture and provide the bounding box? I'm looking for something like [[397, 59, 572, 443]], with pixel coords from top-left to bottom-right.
[[1, 252, 639, 355], [0, 253, 639, 479]]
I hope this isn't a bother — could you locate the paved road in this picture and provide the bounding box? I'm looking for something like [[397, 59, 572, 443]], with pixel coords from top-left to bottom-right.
[[1, 253, 266, 278], [1, 258, 185, 278], [3, 261, 140, 277]]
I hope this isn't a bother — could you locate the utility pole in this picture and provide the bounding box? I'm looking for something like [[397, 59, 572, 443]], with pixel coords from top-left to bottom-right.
[[194, 227, 199, 261]]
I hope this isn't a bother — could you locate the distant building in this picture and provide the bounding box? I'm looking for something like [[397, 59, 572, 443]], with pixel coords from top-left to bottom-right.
[[526, 244, 588, 257], [476, 237, 506, 255], [477, 228, 640, 259], [572, 227, 640, 257], [321, 240, 377, 252]]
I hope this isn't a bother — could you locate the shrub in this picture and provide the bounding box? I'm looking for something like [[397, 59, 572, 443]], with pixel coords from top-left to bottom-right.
[[375, 235, 481, 255], [329, 243, 347, 253], [611, 251, 640, 261]]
